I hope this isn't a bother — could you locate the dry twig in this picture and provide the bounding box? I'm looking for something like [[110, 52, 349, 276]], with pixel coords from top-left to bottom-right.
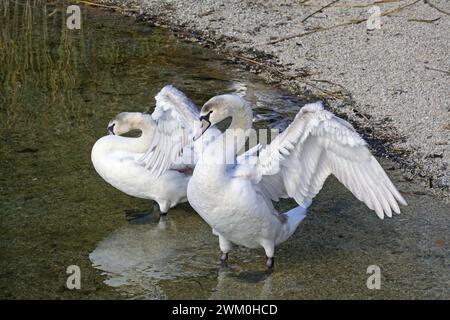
[[408, 17, 441, 23], [264, 0, 421, 45], [70, 0, 140, 12], [424, 0, 450, 16], [234, 55, 349, 100], [425, 66, 450, 75], [301, 0, 341, 23]]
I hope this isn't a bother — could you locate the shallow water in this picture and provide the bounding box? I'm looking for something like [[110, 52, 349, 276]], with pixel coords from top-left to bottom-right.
[[0, 1, 448, 299]]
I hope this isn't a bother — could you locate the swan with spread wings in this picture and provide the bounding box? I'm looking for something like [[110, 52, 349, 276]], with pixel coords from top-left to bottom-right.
[[91, 85, 219, 214], [184, 94, 407, 269]]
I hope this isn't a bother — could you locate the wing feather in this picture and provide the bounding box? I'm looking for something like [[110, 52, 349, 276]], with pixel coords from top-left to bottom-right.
[[251, 101, 406, 218], [137, 85, 202, 176]]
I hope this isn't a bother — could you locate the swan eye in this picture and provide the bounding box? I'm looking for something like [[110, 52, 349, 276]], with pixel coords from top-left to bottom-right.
[[199, 110, 213, 122]]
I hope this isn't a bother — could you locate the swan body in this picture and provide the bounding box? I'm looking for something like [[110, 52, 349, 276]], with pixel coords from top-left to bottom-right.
[[91, 85, 219, 214], [187, 94, 407, 268], [91, 116, 190, 213]]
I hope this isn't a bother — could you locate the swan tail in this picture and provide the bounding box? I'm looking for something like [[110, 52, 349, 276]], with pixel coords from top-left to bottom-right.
[[283, 199, 312, 238]]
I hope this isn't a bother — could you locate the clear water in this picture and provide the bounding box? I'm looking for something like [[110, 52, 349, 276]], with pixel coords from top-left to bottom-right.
[[0, 1, 448, 299]]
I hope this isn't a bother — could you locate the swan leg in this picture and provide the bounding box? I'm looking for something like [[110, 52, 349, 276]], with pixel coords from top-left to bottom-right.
[[157, 201, 170, 216], [220, 252, 228, 264], [266, 257, 274, 270], [218, 234, 231, 265], [261, 240, 275, 270]]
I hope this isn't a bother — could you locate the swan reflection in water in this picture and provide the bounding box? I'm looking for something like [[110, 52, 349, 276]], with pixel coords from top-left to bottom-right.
[[89, 207, 274, 299]]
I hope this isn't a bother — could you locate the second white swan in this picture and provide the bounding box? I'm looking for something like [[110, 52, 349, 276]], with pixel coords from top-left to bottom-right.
[[187, 94, 407, 269], [91, 85, 218, 214]]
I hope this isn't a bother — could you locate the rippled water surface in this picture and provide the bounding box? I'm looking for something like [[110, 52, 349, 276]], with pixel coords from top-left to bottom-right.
[[0, 1, 448, 299]]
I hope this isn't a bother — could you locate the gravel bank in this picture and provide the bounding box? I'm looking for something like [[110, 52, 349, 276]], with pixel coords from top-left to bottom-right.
[[96, 0, 449, 193]]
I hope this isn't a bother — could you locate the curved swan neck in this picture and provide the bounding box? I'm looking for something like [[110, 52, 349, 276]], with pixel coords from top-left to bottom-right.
[[229, 100, 253, 131], [104, 114, 154, 153], [225, 99, 253, 151], [201, 99, 253, 167], [124, 113, 154, 136]]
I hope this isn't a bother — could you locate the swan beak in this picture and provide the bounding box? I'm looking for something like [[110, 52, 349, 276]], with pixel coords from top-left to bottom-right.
[[107, 124, 115, 135], [193, 118, 211, 141]]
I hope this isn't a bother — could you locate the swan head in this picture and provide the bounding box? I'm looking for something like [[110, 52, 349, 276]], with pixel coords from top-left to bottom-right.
[[193, 94, 247, 140], [107, 112, 144, 135]]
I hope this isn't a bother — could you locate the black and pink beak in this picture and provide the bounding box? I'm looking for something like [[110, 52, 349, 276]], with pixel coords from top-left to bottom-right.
[[193, 111, 212, 141], [107, 123, 116, 135]]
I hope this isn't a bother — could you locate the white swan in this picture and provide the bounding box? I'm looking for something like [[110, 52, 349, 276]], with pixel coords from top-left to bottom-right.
[[91, 85, 218, 214], [186, 95, 407, 269]]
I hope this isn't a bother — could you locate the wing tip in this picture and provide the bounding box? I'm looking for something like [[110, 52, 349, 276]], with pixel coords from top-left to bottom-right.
[[377, 197, 406, 219], [157, 83, 187, 98], [398, 197, 408, 207], [302, 101, 324, 112], [160, 83, 176, 92], [375, 210, 385, 220], [156, 84, 179, 100]]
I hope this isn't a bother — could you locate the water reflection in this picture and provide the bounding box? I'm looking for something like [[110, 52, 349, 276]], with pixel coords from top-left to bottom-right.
[[89, 209, 214, 299], [1, 0, 83, 129], [210, 269, 274, 300], [89, 167, 450, 300], [90, 209, 278, 299], [0, 0, 306, 134]]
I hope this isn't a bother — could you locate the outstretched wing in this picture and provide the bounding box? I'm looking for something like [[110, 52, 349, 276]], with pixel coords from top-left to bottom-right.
[[138, 85, 201, 176], [248, 102, 406, 219]]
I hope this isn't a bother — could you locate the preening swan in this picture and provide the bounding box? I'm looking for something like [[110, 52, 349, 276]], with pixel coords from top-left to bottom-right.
[[91, 85, 218, 214], [187, 94, 407, 269]]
